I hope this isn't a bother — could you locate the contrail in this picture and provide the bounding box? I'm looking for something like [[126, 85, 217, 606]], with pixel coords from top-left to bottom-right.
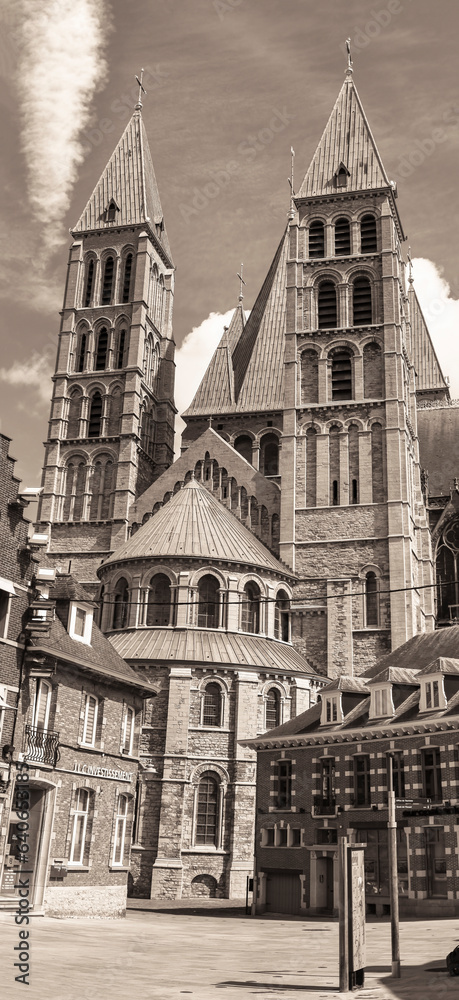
[[9, 0, 111, 255]]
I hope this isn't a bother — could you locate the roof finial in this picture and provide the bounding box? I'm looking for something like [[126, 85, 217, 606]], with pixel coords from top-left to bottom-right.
[[135, 68, 147, 111], [237, 263, 246, 303], [407, 246, 414, 284], [345, 38, 353, 75], [288, 147, 295, 219]]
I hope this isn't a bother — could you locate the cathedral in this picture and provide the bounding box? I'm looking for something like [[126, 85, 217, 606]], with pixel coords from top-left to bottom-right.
[[30, 64, 459, 902]]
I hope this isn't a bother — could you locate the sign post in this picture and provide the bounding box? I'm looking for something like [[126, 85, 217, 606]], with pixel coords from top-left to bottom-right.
[[388, 754, 401, 978], [338, 836, 349, 992], [339, 837, 365, 991]]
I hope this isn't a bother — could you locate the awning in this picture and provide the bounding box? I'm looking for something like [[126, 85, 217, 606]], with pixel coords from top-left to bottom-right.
[[0, 577, 17, 597]]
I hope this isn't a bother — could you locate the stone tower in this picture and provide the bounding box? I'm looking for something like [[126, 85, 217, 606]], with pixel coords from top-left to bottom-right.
[[37, 101, 175, 590], [182, 69, 448, 677]]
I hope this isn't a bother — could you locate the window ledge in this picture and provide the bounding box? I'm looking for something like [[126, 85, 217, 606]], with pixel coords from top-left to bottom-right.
[[182, 847, 228, 855], [66, 865, 90, 872], [109, 866, 130, 872]]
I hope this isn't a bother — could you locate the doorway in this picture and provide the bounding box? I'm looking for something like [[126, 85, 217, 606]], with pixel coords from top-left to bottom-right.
[[316, 856, 334, 912]]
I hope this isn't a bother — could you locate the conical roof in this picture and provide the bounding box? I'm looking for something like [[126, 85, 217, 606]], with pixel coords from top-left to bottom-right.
[[101, 478, 293, 576], [73, 111, 172, 263], [298, 73, 391, 198]]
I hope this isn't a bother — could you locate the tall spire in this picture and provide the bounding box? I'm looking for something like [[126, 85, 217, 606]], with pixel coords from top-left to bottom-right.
[[297, 73, 391, 199]]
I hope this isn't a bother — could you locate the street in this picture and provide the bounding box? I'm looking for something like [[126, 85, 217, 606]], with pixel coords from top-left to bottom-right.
[[1, 898, 458, 1000]]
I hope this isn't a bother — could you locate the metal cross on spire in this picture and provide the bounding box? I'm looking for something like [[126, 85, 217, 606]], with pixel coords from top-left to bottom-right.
[[345, 38, 353, 74], [135, 68, 147, 111], [288, 146, 295, 219], [407, 246, 414, 284], [237, 263, 246, 302]]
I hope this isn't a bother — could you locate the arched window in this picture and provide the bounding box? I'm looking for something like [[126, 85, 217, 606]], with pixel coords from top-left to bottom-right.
[[301, 349, 319, 404], [84, 259, 95, 308], [234, 435, 252, 464], [363, 342, 383, 398], [348, 424, 359, 505], [197, 574, 219, 628], [69, 788, 92, 865], [202, 683, 222, 727], [241, 581, 260, 634], [195, 773, 219, 845], [261, 433, 279, 477], [306, 427, 317, 508], [95, 327, 108, 370], [101, 256, 114, 305], [106, 200, 118, 223], [67, 388, 82, 439], [122, 254, 133, 303], [335, 217, 350, 255], [365, 571, 379, 626], [89, 456, 113, 520], [63, 459, 86, 521], [116, 329, 126, 369], [309, 220, 325, 258], [274, 590, 290, 641], [371, 422, 384, 502], [76, 332, 87, 373], [329, 426, 340, 506], [318, 281, 337, 329], [146, 573, 171, 626], [112, 577, 129, 629], [360, 214, 377, 254], [331, 350, 352, 400], [141, 404, 155, 457], [353, 277, 372, 325], [88, 392, 103, 437], [266, 688, 281, 730]]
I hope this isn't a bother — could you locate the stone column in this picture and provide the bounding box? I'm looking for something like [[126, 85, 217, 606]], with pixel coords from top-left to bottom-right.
[[227, 671, 259, 897]]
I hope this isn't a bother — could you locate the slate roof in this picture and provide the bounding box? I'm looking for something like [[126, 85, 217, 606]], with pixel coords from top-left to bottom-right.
[[183, 230, 288, 417], [101, 478, 293, 577], [363, 628, 459, 677], [417, 405, 459, 497], [297, 72, 391, 198], [72, 111, 172, 264], [417, 656, 459, 677], [29, 605, 153, 691], [410, 287, 448, 394], [109, 626, 319, 676]]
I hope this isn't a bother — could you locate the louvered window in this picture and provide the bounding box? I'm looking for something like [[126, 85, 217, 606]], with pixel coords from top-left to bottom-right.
[[88, 392, 102, 437], [331, 351, 352, 400], [122, 254, 133, 303], [77, 333, 86, 372], [84, 260, 94, 307], [309, 220, 325, 258], [335, 217, 351, 255], [116, 330, 126, 369], [95, 328, 108, 370], [318, 281, 337, 329], [101, 256, 114, 305], [83, 695, 98, 745], [360, 214, 377, 254], [353, 277, 372, 325]]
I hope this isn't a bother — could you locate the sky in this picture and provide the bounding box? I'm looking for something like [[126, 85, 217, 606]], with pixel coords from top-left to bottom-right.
[[0, 0, 458, 486]]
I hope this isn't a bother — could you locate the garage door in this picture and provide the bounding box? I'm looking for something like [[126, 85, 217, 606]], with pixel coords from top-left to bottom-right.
[[265, 871, 302, 914]]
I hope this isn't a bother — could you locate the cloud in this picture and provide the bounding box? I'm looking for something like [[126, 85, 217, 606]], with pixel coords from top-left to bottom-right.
[[412, 258, 459, 398], [0, 350, 54, 404], [174, 309, 236, 453], [9, 0, 111, 255]]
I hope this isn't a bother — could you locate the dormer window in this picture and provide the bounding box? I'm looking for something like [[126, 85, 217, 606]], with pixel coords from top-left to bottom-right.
[[420, 675, 446, 712], [69, 602, 93, 645], [334, 162, 350, 188], [106, 200, 119, 223], [369, 684, 394, 720], [321, 693, 342, 726]]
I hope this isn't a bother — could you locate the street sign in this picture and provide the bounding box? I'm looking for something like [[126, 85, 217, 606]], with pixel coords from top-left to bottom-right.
[[395, 798, 414, 807]]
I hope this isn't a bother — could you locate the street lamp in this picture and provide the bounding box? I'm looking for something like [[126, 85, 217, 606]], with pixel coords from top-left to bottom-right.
[[387, 753, 401, 978]]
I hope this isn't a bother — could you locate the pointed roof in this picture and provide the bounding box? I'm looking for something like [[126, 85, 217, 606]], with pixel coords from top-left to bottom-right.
[[297, 73, 391, 198], [73, 111, 172, 264], [101, 477, 293, 577], [410, 286, 448, 394], [183, 229, 289, 417]]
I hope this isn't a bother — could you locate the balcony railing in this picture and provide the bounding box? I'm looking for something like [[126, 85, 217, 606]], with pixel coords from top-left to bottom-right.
[[24, 726, 60, 766]]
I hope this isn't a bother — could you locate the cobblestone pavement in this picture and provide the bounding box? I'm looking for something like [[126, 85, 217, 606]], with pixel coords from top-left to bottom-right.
[[1, 899, 459, 1000]]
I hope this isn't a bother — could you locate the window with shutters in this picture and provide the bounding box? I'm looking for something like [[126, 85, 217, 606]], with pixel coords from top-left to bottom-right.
[[353, 277, 372, 325], [331, 350, 352, 399], [360, 214, 377, 254], [308, 220, 325, 258], [334, 217, 351, 255], [318, 281, 337, 329], [101, 256, 114, 305], [82, 694, 98, 746]]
